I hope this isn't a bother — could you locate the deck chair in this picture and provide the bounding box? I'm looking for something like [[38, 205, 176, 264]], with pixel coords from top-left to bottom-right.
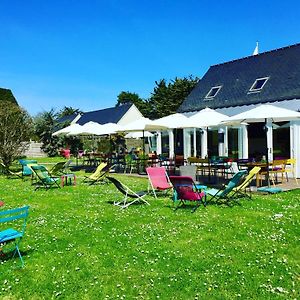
[[205, 170, 247, 204], [50, 160, 72, 176], [30, 165, 60, 190], [83, 162, 108, 185], [0, 163, 22, 179], [179, 165, 207, 190], [0, 206, 29, 267], [19, 159, 37, 178], [169, 176, 206, 212], [107, 176, 149, 209], [231, 167, 261, 199], [146, 166, 173, 198]]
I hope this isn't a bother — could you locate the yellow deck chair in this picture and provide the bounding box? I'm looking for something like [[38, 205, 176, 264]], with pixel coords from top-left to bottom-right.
[[284, 158, 298, 185], [83, 162, 108, 185], [232, 166, 261, 199]]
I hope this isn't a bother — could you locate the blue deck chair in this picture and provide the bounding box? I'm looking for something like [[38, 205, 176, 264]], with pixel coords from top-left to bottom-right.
[[205, 170, 247, 204], [0, 206, 29, 267], [19, 159, 37, 178]]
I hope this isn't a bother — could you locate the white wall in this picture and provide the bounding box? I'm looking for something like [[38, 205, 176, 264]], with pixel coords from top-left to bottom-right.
[[117, 104, 144, 125]]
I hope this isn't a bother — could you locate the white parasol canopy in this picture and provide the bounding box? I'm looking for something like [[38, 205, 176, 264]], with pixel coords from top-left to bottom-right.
[[68, 121, 104, 136], [224, 104, 300, 187], [151, 113, 192, 129], [68, 121, 122, 136], [52, 123, 83, 136], [224, 104, 300, 123], [125, 131, 153, 139], [185, 107, 230, 128], [117, 117, 168, 132]]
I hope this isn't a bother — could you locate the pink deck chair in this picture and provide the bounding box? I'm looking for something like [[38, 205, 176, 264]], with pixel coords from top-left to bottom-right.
[[146, 166, 173, 198]]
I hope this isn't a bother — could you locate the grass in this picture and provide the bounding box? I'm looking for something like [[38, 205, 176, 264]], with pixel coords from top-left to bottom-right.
[[0, 162, 299, 299]]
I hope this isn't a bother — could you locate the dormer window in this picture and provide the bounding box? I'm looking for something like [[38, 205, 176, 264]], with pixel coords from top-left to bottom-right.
[[205, 86, 222, 99], [249, 77, 269, 92]]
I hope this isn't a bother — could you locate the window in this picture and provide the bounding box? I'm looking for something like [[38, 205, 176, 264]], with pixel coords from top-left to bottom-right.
[[249, 77, 269, 92], [204, 86, 222, 99]]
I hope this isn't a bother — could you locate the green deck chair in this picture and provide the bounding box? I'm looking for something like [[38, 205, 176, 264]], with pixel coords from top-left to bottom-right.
[[205, 170, 247, 204], [0, 206, 30, 267], [30, 165, 60, 190], [50, 160, 73, 176]]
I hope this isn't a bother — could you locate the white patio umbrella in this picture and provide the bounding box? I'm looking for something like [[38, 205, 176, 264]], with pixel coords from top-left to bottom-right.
[[118, 117, 169, 155], [149, 113, 192, 159], [118, 117, 169, 132], [181, 108, 230, 160], [52, 123, 83, 136], [125, 131, 153, 139], [223, 104, 300, 186], [151, 113, 192, 129], [184, 107, 230, 128], [224, 104, 300, 123], [68, 121, 104, 136]]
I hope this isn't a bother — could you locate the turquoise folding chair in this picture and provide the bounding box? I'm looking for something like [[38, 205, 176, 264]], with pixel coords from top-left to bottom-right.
[[19, 159, 37, 178], [0, 206, 29, 267], [205, 170, 247, 204]]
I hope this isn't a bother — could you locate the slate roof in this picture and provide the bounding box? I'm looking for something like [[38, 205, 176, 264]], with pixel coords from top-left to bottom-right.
[[0, 88, 18, 105], [178, 43, 300, 113], [56, 113, 78, 125], [77, 103, 132, 125]]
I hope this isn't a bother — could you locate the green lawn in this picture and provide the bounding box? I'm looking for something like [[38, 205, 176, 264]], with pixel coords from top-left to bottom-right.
[[0, 166, 299, 299]]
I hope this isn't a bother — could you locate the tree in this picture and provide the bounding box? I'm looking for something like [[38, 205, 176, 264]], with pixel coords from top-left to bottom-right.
[[0, 101, 32, 166], [34, 107, 83, 157], [57, 106, 81, 119], [116, 91, 149, 116], [147, 76, 199, 119], [34, 109, 62, 157]]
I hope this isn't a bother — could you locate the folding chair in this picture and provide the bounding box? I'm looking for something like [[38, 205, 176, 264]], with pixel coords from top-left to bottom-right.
[[50, 160, 72, 176], [83, 162, 108, 185], [19, 159, 37, 178], [205, 170, 247, 204], [146, 166, 173, 198], [107, 176, 149, 209], [0, 163, 22, 179], [232, 167, 261, 199], [179, 165, 207, 190], [169, 176, 206, 212], [31, 165, 60, 190], [0, 206, 29, 267]]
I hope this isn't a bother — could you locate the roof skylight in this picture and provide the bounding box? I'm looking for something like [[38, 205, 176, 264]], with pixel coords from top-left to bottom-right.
[[204, 86, 222, 99], [249, 77, 269, 92]]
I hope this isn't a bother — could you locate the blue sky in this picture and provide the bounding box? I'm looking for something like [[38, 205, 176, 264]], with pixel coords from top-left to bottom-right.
[[0, 0, 299, 116]]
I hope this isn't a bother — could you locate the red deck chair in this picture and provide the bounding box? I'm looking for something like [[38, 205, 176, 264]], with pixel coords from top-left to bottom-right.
[[169, 176, 206, 212], [146, 166, 173, 198]]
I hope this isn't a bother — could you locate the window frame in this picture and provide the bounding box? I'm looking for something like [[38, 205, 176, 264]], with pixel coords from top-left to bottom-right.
[[204, 85, 222, 100], [248, 77, 269, 93]]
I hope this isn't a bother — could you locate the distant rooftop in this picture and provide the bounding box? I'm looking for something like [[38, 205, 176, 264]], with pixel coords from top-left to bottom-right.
[[77, 103, 133, 125]]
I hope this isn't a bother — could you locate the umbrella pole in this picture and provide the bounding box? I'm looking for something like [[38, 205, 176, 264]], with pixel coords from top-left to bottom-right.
[[265, 118, 270, 188], [142, 130, 145, 155]]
